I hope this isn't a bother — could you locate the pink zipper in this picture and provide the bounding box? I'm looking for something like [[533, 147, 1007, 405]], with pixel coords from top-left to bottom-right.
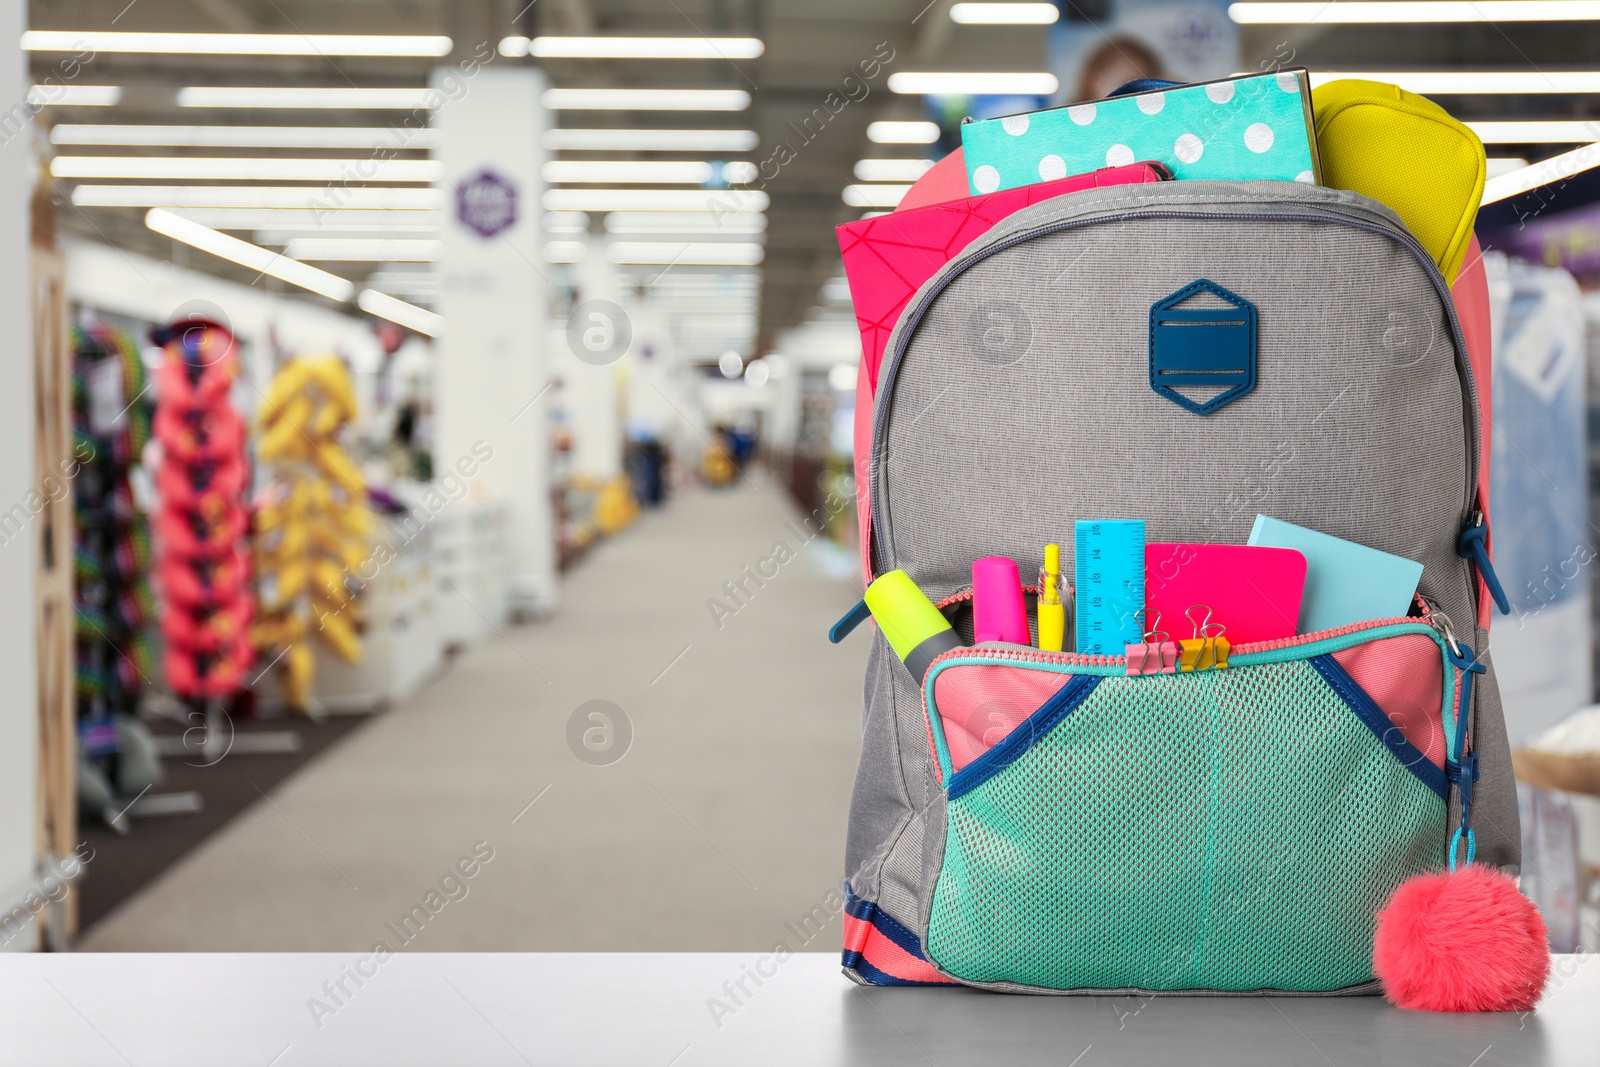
[[925, 614, 1430, 674]]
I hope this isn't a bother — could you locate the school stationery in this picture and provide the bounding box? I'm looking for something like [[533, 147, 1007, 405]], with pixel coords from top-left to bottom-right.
[[960, 69, 1320, 196], [835, 161, 1169, 390], [1249, 515, 1423, 632], [1144, 542, 1306, 644], [1311, 79, 1486, 284], [1074, 519, 1145, 655], [1125, 610, 1178, 675], [1177, 605, 1231, 672], [849, 569, 964, 684], [973, 555, 1030, 645], [1037, 543, 1066, 652]]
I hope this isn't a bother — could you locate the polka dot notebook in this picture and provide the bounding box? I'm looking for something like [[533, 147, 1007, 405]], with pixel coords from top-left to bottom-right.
[[960, 69, 1321, 196]]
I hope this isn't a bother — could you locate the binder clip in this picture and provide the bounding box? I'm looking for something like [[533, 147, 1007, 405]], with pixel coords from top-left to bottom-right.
[[1125, 610, 1178, 676], [1179, 606, 1230, 672]]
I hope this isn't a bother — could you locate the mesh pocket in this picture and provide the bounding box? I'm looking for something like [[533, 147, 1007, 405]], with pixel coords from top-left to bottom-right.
[[925, 657, 1447, 992]]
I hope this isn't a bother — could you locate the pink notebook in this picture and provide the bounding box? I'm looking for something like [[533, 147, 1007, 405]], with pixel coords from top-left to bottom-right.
[[1144, 543, 1307, 645], [836, 160, 1169, 392]]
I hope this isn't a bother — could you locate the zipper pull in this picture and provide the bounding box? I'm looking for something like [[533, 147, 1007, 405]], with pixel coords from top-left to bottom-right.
[[1457, 510, 1511, 616], [829, 598, 871, 643]]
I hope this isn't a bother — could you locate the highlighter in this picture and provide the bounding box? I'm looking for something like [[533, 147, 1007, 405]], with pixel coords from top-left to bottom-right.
[[973, 556, 1030, 645], [862, 570, 964, 684], [1037, 543, 1065, 652]]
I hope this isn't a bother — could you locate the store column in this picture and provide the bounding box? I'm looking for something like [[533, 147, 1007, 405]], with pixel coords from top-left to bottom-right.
[[432, 65, 557, 616]]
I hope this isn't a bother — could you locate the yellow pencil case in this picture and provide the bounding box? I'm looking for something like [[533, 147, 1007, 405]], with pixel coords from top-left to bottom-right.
[[1312, 79, 1486, 285]]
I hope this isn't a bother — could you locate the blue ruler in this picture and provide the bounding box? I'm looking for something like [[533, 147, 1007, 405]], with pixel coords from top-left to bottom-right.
[[1074, 520, 1146, 655]]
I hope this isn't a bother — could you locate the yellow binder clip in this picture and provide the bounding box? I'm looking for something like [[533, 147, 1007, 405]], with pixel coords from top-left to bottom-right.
[[1179, 606, 1230, 672]]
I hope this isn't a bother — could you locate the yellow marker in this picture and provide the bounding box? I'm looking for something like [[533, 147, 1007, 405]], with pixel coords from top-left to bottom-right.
[[1038, 543, 1066, 652]]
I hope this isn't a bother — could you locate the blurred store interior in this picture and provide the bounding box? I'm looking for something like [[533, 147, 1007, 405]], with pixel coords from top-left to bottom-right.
[[1, 0, 1599, 957]]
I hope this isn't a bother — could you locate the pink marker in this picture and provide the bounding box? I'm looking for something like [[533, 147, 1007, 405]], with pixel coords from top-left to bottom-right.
[[972, 556, 1030, 645]]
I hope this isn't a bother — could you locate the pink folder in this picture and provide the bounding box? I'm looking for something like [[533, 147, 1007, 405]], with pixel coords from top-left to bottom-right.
[[836, 160, 1169, 392], [1144, 543, 1308, 645]]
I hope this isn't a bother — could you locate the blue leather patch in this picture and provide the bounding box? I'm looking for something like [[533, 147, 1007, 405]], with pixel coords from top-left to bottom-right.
[[1149, 279, 1257, 415]]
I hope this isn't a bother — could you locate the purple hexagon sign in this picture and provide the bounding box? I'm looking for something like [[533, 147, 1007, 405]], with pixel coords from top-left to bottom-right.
[[456, 168, 518, 238]]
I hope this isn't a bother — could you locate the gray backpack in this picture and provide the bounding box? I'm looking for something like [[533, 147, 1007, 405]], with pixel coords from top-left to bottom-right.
[[835, 180, 1516, 993]]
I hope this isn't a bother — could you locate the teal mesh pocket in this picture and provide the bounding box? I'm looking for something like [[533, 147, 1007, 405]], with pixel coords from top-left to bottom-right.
[[925, 655, 1448, 992]]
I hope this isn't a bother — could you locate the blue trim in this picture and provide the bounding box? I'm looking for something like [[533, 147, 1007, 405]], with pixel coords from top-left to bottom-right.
[[842, 884, 928, 959], [1309, 655, 1449, 800], [945, 674, 1102, 801], [847, 957, 951, 987], [1458, 521, 1511, 616], [1148, 278, 1258, 416]]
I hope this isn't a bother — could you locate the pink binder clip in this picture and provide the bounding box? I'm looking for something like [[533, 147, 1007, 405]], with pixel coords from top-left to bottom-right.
[[1125, 611, 1178, 676]]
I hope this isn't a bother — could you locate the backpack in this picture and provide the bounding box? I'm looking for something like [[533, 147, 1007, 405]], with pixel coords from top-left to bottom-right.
[[833, 175, 1518, 994]]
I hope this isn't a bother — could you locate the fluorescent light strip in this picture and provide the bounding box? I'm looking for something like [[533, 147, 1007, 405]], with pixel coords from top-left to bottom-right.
[[608, 242, 764, 265], [358, 289, 444, 337], [171, 209, 442, 231], [605, 212, 767, 233], [505, 36, 764, 59], [23, 31, 452, 55], [950, 3, 1060, 24], [73, 185, 444, 209], [1229, 2, 1600, 23], [544, 211, 590, 234], [1482, 141, 1600, 204], [541, 88, 751, 111], [145, 208, 354, 301], [51, 124, 437, 149], [544, 160, 714, 184], [284, 238, 442, 261], [887, 72, 1058, 95], [542, 128, 758, 151], [543, 188, 769, 212], [867, 120, 940, 144], [1309, 71, 1600, 93], [1468, 120, 1600, 143], [842, 184, 912, 208], [256, 228, 437, 245], [1486, 157, 1530, 178], [178, 87, 435, 109], [854, 158, 935, 182], [27, 85, 119, 106], [52, 156, 441, 182]]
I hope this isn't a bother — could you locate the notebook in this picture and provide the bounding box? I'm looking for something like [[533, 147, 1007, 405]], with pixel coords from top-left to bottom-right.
[[1144, 543, 1306, 644], [1248, 515, 1423, 632]]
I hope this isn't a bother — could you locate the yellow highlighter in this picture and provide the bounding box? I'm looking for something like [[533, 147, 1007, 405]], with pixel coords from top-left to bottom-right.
[[862, 570, 964, 683], [1038, 543, 1066, 652]]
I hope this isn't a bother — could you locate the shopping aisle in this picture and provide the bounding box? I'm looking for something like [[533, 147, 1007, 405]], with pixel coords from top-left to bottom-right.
[[81, 475, 867, 951]]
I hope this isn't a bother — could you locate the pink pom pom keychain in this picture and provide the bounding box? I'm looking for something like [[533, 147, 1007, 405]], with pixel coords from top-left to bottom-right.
[[1371, 620, 1550, 1012]]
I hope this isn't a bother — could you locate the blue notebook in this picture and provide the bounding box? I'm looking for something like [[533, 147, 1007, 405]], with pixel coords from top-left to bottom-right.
[[1248, 515, 1423, 632]]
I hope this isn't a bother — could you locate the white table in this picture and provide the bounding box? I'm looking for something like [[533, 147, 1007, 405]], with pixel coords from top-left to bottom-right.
[[2, 953, 1595, 1066]]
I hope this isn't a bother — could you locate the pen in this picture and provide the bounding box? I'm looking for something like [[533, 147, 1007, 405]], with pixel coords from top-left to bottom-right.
[[1038, 543, 1065, 652]]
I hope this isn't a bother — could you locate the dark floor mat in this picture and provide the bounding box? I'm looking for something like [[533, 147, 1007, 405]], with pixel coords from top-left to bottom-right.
[[77, 711, 377, 934]]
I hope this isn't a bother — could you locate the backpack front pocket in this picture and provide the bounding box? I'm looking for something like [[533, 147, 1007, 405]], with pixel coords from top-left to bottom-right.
[[921, 623, 1453, 993]]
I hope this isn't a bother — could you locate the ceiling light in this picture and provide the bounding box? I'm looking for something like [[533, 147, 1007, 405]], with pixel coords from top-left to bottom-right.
[[357, 289, 444, 336], [607, 241, 765, 265], [1485, 157, 1531, 178], [544, 212, 590, 234], [145, 208, 354, 301], [950, 3, 1060, 24], [178, 87, 436, 109], [867, 120, 940, 144], [1229, 2, 1600, 23], [51, 124, 437, 149], [1309, 71, 1600, 93], [1482, 141, 1600, 204], [256, 227, 437, 245], [541, 88, 751, 111], [854, 158, 935, 182], [543, 188, 769, 212], [26, 85, 120, 106], [887, 72, 1059, 95], [73, 185, 443, 209], [828, 363, 858, 391], [51, 156, 441, 182], [605, 212, 767, 234], [23, 31, 452, 55], [284, 238, 442, 261], [167, 209, 442, 231], [719, 351, 744, 378], [1468, 120, 1600, 143], [543, 160, 715, 184], [542, 128, 758, 152], [842, 184, 912, 208], [543, 240, 588, 263], [506, 36, 764, 59]]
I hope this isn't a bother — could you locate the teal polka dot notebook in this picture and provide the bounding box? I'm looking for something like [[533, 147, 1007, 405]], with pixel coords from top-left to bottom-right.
[[960, 69, 1321, 195]]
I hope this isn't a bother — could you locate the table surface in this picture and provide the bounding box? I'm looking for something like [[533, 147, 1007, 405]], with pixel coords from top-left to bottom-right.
[[2, 953, 1595, 1067]]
